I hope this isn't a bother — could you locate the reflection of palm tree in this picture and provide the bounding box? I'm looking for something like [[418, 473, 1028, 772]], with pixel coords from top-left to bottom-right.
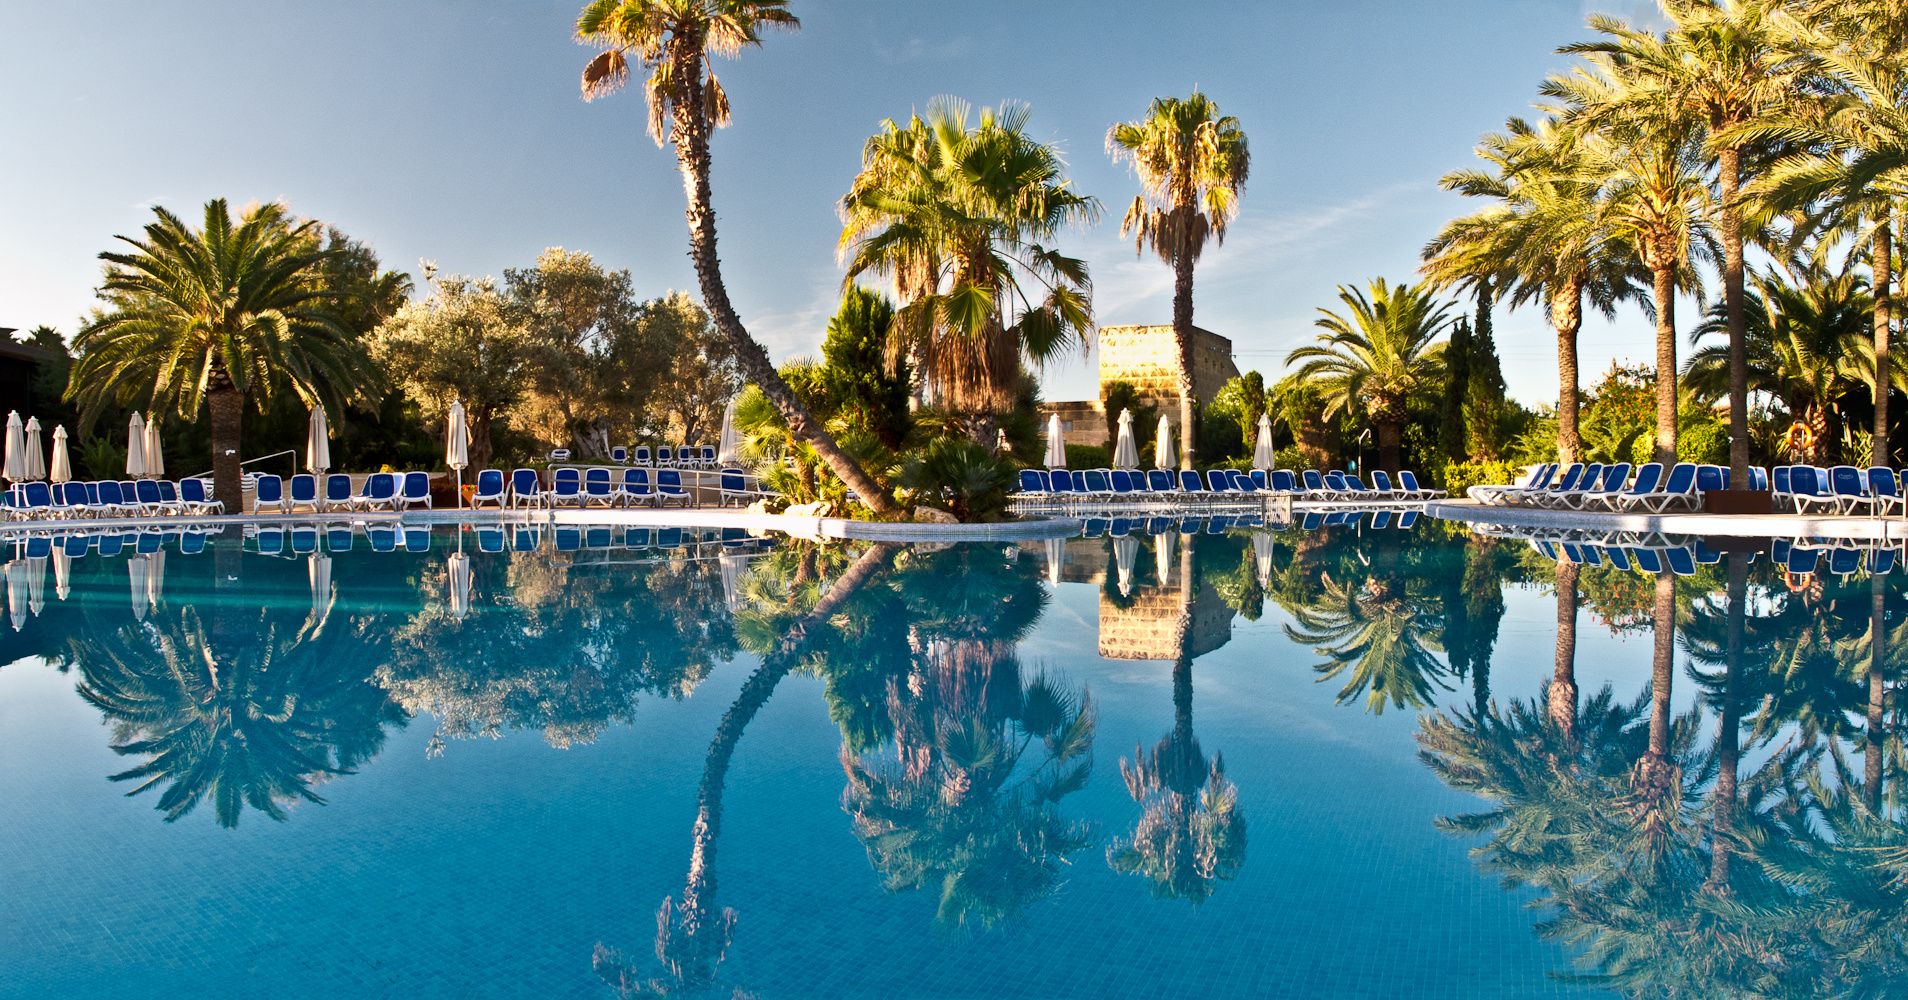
[[594, 542, 896, 997], [1285, 572, 1450, 714], [841, 657, 1097, 929], [73, 603, 402, 827], [1108, 541, 1246, 904], [1622, 572, 1682, 848]]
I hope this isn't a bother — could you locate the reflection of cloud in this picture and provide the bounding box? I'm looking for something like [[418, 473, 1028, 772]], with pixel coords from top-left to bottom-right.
[[1580, 0, 1670, 31], [875, 36, 972, 65]]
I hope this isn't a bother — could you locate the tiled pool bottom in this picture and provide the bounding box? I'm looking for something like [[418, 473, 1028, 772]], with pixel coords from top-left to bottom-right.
[[0, 534, 1602, 999]]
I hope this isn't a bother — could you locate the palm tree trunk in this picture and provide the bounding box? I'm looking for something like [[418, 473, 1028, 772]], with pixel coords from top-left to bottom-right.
[[1869, 568, 1887, 811], [1876, 208, 1892, 468], [1377, 420, 1402, 474], [1173, 250, 1197, 470], [1554, 279, 1585, 465], [668, 542, 895, 976], [1652, 265, 1679, 467], [1721, 147, 1750, 486], [208, 383, 244, 514], [1708, 554, 1746, 893], [1550, 559, 1579, 740], [665, 42, 898, 516]]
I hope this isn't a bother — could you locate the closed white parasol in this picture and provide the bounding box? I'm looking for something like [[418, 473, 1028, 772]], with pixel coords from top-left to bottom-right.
[[1043, 413, 1065, 467], [1154, 415, 1175, 470], [1253, 412, 1275, 470], [446, 400, 470, 509], [125, 412, 148, 478], [307, 406, 331, 475], [144, 417, 164, 478], [716, 397, 741, 465], [1154, 530, 1176, 587], [1113, 409, 1139, 470], [23, 418, 44, 481], [2, 412, 25, 481], [1114, 534, 1138, 597], [49, 425, 71, 484]]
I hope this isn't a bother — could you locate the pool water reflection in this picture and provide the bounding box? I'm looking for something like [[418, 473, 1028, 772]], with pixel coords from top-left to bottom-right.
[[0, 518, 1900, 997]]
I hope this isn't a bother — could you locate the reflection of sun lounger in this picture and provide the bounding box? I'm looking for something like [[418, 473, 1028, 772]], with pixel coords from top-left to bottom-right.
[[555, 527, 581, 551], [513, 527, 538, 552], [327, 526, 353, 552], [1665, 547, 1697, 576], [477, 528, 505, 553], [403, 526, 430, 552], [180, 532, 206, 555], [366, 526, 398, 552]]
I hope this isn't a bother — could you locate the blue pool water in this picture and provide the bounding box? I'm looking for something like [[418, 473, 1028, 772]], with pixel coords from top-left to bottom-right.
[[0, 520, 1890, 997]]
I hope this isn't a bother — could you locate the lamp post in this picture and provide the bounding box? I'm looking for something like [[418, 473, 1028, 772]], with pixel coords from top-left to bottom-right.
[[1357, 427, 1372, 474]]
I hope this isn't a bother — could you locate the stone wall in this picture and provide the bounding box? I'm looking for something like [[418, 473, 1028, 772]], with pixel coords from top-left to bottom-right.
[[1037, 325, 1240, 448]]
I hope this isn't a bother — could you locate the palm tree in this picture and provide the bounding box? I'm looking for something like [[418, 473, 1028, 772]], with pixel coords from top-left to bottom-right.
[[574, 0, 900, 516], [594, 542, 897, 997], [1546, 62, 1713, 466], [1564, 3, 1802, 484], [839, 99, 1098, 446], [68, 199, 375, 513], [1284, 279, 1451, 473], [1734, 4, 1908, 466], [1424, 114, 1647, 463], [1686, 260, 1872, 464], [1284, 571, 1451, 714], [72, 601, 403, 828], [1106, 93, 1250, 468]]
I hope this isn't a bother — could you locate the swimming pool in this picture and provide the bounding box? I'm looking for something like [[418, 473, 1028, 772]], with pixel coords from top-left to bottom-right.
[[0, 518, 1893, 997]]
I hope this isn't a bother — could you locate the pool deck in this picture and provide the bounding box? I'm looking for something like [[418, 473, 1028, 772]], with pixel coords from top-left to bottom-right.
[[0, 506, 1086, 542], [1427, 498, 1908, 540]]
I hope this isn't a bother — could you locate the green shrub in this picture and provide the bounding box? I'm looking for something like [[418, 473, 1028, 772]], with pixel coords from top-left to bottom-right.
[[1273, 444, 1304, 471], [1063, 444, 1108, 469], [1439, 458, 1521, 496], [899, 437, 1019, 522]]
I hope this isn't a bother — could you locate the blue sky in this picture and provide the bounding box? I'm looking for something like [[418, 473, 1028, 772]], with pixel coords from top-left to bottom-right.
[[0, 0, 1679, 406]]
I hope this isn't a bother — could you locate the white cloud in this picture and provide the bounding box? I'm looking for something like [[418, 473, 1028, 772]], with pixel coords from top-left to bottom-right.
[[873, 36, 973, 65]]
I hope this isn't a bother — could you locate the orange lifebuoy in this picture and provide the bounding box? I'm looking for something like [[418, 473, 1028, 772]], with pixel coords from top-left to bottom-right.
[[1782, 422, 1815, 459]]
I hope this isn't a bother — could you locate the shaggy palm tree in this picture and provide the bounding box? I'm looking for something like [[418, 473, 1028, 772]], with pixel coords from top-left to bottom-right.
[[1424, 114, 1646, 463], [1546, 62, 1713, 465], [1107, 93, 1249, 469], [575, 0, 899, 515], [1284, 279, 1451, 473], [68, 199, 374, 513], [1564, 3, 1802, 483], [1733, 4, 1908, 466], [1686, 261, 1874, 464], [839, 99, 1097, 446]]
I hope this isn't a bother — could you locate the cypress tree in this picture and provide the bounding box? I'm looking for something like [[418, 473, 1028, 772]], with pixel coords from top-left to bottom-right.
[[1441, 318, 1472, 463], [1465, 282, 1506, 461]]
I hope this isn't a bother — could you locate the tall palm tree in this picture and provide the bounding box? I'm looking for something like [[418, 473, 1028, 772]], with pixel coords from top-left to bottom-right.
[[839, 99, 1097, 446], [1735, 4, 1908, 466], [1108, 539, 1246, 903], [1284, 279, 1451, 473], [1546, 62, 1714, 465], [68, 199, 374, 513], [1107, 93, 1250, 469], [594, 542, 897, 997], [1564, 3, 1802, 484], [1424, 114, 1646, 463], [575, 0, 900, 516], [1686, 260, 1872, 463]]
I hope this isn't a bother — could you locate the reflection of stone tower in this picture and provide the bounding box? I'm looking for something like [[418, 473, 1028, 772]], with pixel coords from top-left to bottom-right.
[[1098, 583, 1232, 661]]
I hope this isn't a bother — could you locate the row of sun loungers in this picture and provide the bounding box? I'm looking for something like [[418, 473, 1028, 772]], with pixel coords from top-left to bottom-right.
[[2, 478, 224, 519], [1772, 466, 1908, 515], [1011, 467, 1446, 508], [559, 445, 720, 469], [500, 468, 775, 509], [1469, 462, 1740, 512], [1471, 461, 1908, 516]]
